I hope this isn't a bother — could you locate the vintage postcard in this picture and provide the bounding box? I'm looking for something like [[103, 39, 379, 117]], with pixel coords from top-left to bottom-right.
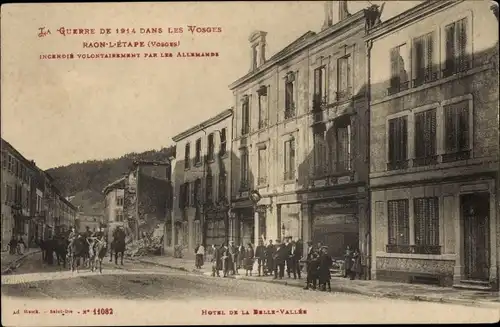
[[1, 1, 499, 326]]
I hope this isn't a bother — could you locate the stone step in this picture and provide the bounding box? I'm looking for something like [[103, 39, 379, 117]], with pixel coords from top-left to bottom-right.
[[459, 279, 491, 286], [453, 282, 492, 291]]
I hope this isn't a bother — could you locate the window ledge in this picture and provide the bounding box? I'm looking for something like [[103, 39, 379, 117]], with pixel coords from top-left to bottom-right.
[[376, 251, 455, 261], [372, 63, 493, 106]]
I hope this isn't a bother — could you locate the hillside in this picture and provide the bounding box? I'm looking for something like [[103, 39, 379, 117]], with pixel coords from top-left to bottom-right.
[[46, 146, 176, 215]]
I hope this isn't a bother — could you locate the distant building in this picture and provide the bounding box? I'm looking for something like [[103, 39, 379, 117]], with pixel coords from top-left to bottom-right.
[[366, 0, 499, 290], [76, 212, 104, 234], [168, 109, 233, 254], [103, 177, 127, 240]]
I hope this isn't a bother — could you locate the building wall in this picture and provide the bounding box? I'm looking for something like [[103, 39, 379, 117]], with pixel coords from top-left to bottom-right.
[[170, 111, 233, 254], [104, 188, 124, 224], [368, 0, 499, 288], [230, 10, 370, 261]]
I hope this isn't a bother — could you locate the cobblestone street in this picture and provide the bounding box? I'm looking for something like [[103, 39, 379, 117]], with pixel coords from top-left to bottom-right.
[[2, 252, 499, 324]]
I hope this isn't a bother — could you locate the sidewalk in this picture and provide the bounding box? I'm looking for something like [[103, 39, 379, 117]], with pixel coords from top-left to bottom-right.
[[1, 248, 41, 274], [131, 255, 500, 309]]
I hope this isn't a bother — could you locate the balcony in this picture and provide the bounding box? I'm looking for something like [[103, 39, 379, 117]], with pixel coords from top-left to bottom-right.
[[387, 159, 409, 171], [387, 80, 409, 96], [386, 244, 441, 255], [412, 71, 438, 88], [413, 155, 438, 167], [336, 87, 353, 102], [312, 96, 328, 112], [441, 150, 471, 163], [442, 59, 471, 78], [284, 104, 296, 120], [258, 119, 268, 129]]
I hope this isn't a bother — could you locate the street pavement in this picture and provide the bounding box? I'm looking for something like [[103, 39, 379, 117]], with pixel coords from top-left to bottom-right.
[[1, 252, 499, 324]]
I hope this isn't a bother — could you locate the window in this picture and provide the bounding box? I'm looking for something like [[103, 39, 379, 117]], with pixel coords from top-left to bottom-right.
[[218, 173, 227, 201], [205, 173, 213, 204], [414, 197, 440, 254], [257, 148, 267, 185], [257, 86, 268, 129], [387, 116, 408, 170], [284, 73, 296, 119], [414, 109, 437, 166], [165, 164, 172, 182], [387, 199, 410, 252], [207, 133, 215, 161], [413, 32, 436, 87], [219, 128, 227, 156], [284, 138, 295, 181], [335, 117, 351, 172], [241, 96, 250, 135], [313, 130, 327, 177], [179, 183, 189, 209], [184, 143, 191, 169], [389, 44, 409, 95], [444, 18, 469, 77], [116, 196, 124, 206], [337, 55, 352, 101], [195, 138, 202, 165], [1, 151, 6, 170], [240, 148, 249, 189], [443, 101, 470, 162], [115, 209, 124, 222], [313, 66, 327, 111], [8, 155, 14, 172]]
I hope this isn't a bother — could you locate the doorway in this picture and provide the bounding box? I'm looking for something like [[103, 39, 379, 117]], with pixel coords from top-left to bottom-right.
[[461, 193, 490, 281]]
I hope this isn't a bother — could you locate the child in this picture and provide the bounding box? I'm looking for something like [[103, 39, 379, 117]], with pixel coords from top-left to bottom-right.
[[304, 252, 320, 290]]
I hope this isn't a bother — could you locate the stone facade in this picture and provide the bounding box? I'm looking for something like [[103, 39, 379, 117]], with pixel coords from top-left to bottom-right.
[[367, 0, 499, 289], [229, 1, 372, 273]]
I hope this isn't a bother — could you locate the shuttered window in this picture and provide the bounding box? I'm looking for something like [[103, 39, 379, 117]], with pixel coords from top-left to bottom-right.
[[335, 117, 351, 172], [284, 138, 295, 181], [413, 32, 435, 86], [313, 131, 327, 177], [387, 116, 408, 170], [387, 199, 409, 246], [184, 143, 190, 169], [241, 97, 250, 135], [444, 18, 469, 77], [414, 109, 437, 166], [207, 133, 215, 161], [219, 128, 227, 156], [194, 179, 202, 206], [240, 148, 249, 189], [258, 148, 267, 185], [218, 173, 226, 201], [337, 55, 351, 100], [313, 66, 327, 110], [205, 173, 213, 204], [443, 100, 470, 162], [414, 197, 439, 247]]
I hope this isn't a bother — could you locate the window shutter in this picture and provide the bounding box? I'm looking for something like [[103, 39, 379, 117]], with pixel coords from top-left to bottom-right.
[[414, 37, 425, 82], [445, 23, 456, 73], [401, 117, 408, 162], [425, 32, 434, 78], [429, 109, 437, 156], [346, 56, 352, 91], [457, 18, 468, 69], [459, 104, 469, 150], [314, 68, 321, 97]]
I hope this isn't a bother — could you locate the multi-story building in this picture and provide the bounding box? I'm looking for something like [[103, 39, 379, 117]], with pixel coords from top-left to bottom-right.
[[228, 1, 373, 267], [75, 212, 104, 234], [168, 109, 233, 255], [103, 177, 126, 239], [366, 0, 499, 290]]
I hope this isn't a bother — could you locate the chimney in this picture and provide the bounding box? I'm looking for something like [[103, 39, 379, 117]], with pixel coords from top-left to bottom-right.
[[331, 1, 350, 26], [249, 30, 267, 72], [322, 1, 333, 30]]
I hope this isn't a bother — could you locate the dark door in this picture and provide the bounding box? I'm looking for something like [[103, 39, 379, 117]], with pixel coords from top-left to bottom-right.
[[461, 193, 490, 281]]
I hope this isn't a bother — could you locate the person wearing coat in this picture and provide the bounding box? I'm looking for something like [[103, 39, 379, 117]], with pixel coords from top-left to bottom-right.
[[290, 240, 302, 279], [343, 245, 353, 278], [228, 241, 238, 275], [254, 240, 266, 277], [220, 243, 231, 277], [273, 240, 287, 280], [265, 239, 275, 276], [351, 249, 362, 280], [304, 250, 320, 290], [285, 237, 293, 278], [237, 243, 245, 271], [244, 243, 255, 276], [318, 246, 332, 292], [210, 244, 221, 277]]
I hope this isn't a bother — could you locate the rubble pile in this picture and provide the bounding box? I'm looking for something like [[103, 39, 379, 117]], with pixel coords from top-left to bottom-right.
[[125, 235, 163, 257]]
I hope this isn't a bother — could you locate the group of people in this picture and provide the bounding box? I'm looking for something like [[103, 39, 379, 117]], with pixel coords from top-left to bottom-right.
[[7, 234, 27, 255]]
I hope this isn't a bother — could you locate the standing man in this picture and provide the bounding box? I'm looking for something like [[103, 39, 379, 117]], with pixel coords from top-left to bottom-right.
[[285, 236, 293, 278], [210, 244, 221, 277], [221, 243, 230, 277], [228, 241, 237, 275], [265, 239, 274, 276], [290, 240, 302, 279], [273, 239, 286, 280], [255, 239, 266, 277]]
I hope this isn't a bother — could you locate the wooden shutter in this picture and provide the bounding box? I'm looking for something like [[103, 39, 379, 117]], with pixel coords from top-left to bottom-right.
[[458, 103, 469, 151], [445, 23, 456, 74], [400, 117, 408, 162], [425, 32, 434, 79], [285, 82, 293, 110], [457, 18, 468, 70], [390, 47, 399, 88], [290, 138, 295, 175], [414, 37, 425, 83]]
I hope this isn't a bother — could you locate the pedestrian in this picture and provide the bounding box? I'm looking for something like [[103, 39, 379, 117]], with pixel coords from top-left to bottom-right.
[[244, 243, 254, 276], [237, 242, 245, 271], [254, 239, 266, 277], [195, 243, 205, 269], [304, 251, 319, 290], [343, 245, 353, 278], [290, 240, 301, 279], [8, 236, 17, 255], [265, 239, 274, 276], [295, 238, 304, 277], [17, 235, 26, 255], [273, 239, 286, 280], [228, 241, 237, 275], [285, 236, 293, 278], [221, 243, 230, 277], [318, 246, 332, 292], [351, 248, 362, 280], [210, 244, 221, 277]]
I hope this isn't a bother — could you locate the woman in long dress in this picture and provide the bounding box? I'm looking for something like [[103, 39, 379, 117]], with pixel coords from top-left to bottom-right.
[[244, 243, 255, 276]]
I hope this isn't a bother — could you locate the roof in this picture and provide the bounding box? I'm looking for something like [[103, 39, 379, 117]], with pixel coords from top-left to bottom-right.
[[172, 108, 233, 142], [102, 176, 126, 195]]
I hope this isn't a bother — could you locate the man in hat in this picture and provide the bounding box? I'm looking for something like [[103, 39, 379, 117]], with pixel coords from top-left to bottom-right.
[[285, 236, 293, 278], [318, 245, 332, 291], [273, 239, 286, 279], [228, 240, 237, 275], [255, 239, 266, 277], [265, 239, 274, 276]]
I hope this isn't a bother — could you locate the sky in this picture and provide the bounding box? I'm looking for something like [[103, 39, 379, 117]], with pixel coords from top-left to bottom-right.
[[1, 1, 422, 170]]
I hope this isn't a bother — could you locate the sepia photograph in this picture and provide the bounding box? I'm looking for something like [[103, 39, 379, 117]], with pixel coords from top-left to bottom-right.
[[1, 1, 499, 325]]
